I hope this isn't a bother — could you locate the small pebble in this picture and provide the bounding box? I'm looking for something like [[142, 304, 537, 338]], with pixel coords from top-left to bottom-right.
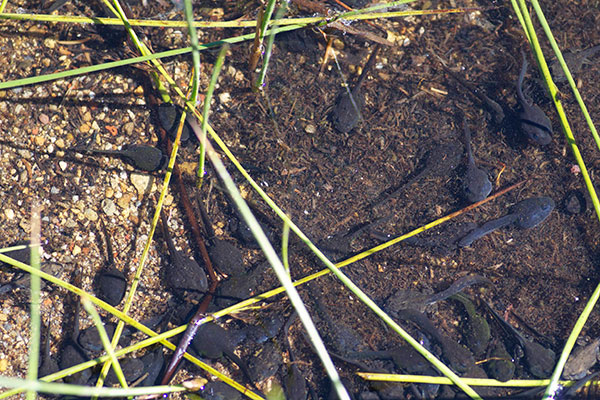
[[305, 124, 316, 134], [72, 245, 81, 256], [80, 123, 90, 133], [38, 113, 50, 124], [101, 199, 117, 216], [117, 193, 134, 209], [4, 209, 14, 220], [34, 136, 45, 146], [123, 122, 135, 135], [84, 208, 98, 222], [58, 161, 67, 171], [43, 38, 56, 49], [130, 173, 153, 197], [564, 190, 586, 215], [218, 92, 231, 104]]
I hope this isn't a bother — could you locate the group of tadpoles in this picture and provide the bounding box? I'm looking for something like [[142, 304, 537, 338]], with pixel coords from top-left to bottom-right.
[[3, 1, 600, 397]]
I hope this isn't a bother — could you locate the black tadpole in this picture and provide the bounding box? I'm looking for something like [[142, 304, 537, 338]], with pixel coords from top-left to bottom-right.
[[59, 300, 92, 384], [482, 300, 555, 378], [38, 317, 59, 378], [332, 45, 380, 133], [157, 103, 193, 146], [458, 196, 555, 247], [371, 141, 463, 209], [82, 144, 167, 172], [516, 51, 553, 145], [94, 219, 127, 307], [198, 203, 245, 276], [461, 118, 492, 203], [159, 211, 208, 294]]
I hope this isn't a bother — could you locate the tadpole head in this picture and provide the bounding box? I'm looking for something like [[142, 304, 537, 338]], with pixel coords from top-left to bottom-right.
[[157, 103, 193, 146], [94, 267, 127, 306]]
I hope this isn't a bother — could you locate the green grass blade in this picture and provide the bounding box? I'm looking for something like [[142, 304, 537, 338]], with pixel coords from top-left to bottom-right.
[[183, 0, 201, 105], [0, 24, 306, 91], [358, 372, 578, 388], [26, 207, 42, 400], [0, 4, 476, 91], [281, 221, 290, 277], [0, 376, 185, 398], [189, 117, 352, 399], [81, 296, 128, 399], [510, 1, 600, 398], [198, 44, 229, 187], [253, 0, 279, 90]]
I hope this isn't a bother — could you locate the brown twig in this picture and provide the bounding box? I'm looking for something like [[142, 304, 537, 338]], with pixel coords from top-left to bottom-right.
[[137, 68, 220, 386]]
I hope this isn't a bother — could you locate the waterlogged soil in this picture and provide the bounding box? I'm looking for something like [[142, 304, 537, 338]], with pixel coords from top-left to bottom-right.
[[0, 0, 599, 399]]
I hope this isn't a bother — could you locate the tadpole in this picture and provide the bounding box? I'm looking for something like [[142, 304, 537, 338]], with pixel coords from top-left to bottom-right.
[[371, 141, 463, 209], [550, 44, 600, 82], [157, 103, 193, 146], [78, 144, 167, 172], [461, 118, 492, 203], [483, 300, 555, 378], [199, 203, 245, 276], [59, 300, 92, 385], [396, 308, 476, 373], [190, 322, 255, 388], [38, 318, 60, 378], [159, 211, 208, 295], [331, 45, 380, 133], [458, 196, 555, 247], [516, 51, 553, 146], [283, 312, 308, 400], [94, 219, 127, 307]]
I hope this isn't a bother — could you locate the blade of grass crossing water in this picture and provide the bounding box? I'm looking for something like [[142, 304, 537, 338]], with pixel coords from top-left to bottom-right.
[[195, 132, 352, 400], [0, 376, 185, 397], [510, 1, 600, 398], [525, 3, 600, 398], [253, 0, 280, 90], [82, 296, 129, 399], [198, 44, 229, 187], [282, 221, 290, 276], [26, 205, 42, 400], [183, 0, 201, 105]]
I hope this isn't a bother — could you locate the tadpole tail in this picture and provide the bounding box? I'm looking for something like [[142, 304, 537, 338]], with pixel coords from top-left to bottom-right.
[[86, 149, 122, 156], [431, 48, 504, 123], [159, 211, 178, 257], [424, 274, 492, 306], [197, 199, 216, 240], [461, 117, 475, 166], [480, 299, 526, 347], [457, 214, 517, 247], [224, 349, 261, 392], [517, 50, 529, 104], [354, 44, 380, 90], [99, 218, 115, 266]]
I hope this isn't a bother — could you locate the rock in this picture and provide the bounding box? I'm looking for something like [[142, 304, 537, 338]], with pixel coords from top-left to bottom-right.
[[101, 199, 117, 216], [130, 173, 153, 197]]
